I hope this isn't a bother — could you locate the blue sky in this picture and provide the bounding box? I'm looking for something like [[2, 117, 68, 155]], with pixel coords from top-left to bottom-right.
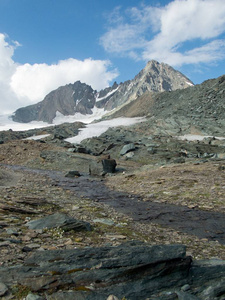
[[0, 0, 225, 114]]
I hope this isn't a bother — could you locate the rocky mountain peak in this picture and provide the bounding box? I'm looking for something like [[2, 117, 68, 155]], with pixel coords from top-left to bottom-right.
[[98, 60, 194, 111], [134, 60, 194, 92], [12, 60, 194, 123]]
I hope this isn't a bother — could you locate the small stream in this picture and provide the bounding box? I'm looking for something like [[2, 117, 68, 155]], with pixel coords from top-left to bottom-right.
[[3, 164, 225, 245]]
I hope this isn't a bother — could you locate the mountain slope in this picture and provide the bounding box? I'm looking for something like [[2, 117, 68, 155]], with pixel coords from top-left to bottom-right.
[[12, 60, 193, 123], [108, 74, 225, 136]]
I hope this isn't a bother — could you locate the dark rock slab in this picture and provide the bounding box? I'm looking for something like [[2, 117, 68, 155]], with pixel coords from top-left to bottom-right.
[[0, 242, 190, 299], [26, 213, 92, 232], [0, 241, 225, 299]]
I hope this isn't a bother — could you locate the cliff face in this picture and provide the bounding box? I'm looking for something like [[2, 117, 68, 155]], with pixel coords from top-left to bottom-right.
[[12, 60, 193, 123]]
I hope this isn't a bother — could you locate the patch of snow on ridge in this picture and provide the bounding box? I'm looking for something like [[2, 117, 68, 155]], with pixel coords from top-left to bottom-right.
[[65, 117, 145, 144], [177, 134, 225, 141], [24, 134, 51, 140], [53, 106, 106, 125], [186, 81, 194, 86], [0, 106, 108, 132], [96, 86, 119, 102]]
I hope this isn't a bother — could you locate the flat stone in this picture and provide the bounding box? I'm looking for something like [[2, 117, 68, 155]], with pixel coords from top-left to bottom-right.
[[26, 213, 92, 232], [93, 218, 115, 226], [6, 227, 19, 236]]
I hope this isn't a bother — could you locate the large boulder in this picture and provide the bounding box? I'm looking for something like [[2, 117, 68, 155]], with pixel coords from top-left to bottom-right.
[[89, 158, 117, 176]]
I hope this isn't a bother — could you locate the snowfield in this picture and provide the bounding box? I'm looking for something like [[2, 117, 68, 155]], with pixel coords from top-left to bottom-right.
[[65, 117, 145, 144]]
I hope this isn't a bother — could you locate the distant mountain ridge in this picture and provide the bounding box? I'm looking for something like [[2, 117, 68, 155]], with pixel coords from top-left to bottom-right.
[[12, 60, 194, 123]]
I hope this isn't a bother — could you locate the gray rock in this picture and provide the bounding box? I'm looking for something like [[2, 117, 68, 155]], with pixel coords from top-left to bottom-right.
[[199, 279, 225, 300], [0, 282, 8, 296], [147, 147, 157, 154], [26, 213, 92, 232], [176, 291, 200, 300], [172, 157, 185, 164], [6, 227, 19, 236], [120, 143, 136, 155], [89, 159, 116, 176], [102, 159, 117, 173], [25, 293, 44, 300], [65, 170, 81, 177], [0, 242, 225, 299], [125, 151, 135, 158], [0, 242, 189, 299]]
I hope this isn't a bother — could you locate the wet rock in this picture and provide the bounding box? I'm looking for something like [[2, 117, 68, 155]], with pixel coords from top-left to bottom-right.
[[120, 143, 136, 155], [26, 213, 92, 232]]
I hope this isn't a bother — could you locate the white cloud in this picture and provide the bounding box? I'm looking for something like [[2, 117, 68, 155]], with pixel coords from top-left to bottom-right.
[[0, 33, 118, 115], [10, 58, 118, 103], [100, 0, 225, 67], [0, 33, 21, 114]]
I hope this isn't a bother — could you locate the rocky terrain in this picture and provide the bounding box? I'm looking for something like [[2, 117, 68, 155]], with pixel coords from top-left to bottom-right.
[[12, 60, 193, 123], [0, 61, 225, 299], [105, 74, 225, 137], [0, 120, 225, 299]]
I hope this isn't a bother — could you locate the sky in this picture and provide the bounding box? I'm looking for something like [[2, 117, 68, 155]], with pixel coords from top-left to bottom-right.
[[1, 0, 225, 115]]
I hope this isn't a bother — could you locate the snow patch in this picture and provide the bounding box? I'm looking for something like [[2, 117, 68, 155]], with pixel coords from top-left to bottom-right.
[[0, 114, 51, 131], [186, 81, 194, 86], [24, 134, 51, 140], [177, 134, 225, 141], [65, 117, 145, 144], [96, 86, 119, 102], [53, 106, 107, 125]]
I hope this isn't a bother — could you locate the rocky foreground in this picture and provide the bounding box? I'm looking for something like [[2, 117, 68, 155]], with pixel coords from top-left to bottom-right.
[[0, 122, 225, 299]]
